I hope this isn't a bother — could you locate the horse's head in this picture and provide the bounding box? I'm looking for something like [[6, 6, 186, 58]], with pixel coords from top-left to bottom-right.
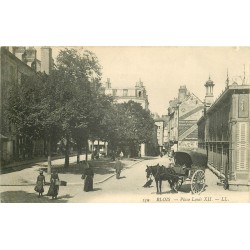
[[146, 164, 160, 178]]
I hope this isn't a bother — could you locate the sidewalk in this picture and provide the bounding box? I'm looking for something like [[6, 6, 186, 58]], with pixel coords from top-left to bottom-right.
[[0, 156, 145, 186], [0, 154, 80, 174]]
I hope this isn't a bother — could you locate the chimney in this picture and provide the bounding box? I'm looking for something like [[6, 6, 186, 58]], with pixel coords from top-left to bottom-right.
[[41, 47, 52, 74], [13, 47, 26, 61], [24, 47, 37, 67], [106, 78, 111, 88], [178, 85, 187, 102]]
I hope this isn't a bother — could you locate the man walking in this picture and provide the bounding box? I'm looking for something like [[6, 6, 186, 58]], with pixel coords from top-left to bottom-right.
[[114, 157, 123, 179]]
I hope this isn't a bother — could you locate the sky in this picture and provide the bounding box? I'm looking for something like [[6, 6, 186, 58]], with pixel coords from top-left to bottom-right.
[[38, 46, 250, 116]]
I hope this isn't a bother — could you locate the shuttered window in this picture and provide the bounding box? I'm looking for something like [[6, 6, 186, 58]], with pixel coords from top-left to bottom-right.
[[236, 122, 248, 171]]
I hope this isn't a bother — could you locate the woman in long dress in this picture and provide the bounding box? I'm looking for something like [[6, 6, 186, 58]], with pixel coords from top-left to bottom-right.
[[47, 170, 60, 199], [82, 163, 94, 192], [35, 170, 46, 197]]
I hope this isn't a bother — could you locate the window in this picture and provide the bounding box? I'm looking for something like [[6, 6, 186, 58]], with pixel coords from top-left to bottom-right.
[[138, 91, 142, 97]]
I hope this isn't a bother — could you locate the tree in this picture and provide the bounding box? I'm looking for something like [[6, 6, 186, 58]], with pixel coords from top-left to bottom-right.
[[101, 101, 155, 157], [54, 48, 106, 166], [6, 73, 45, 160]]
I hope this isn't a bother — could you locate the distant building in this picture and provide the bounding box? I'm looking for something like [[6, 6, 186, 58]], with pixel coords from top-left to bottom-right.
[[168, 85, 204, 151], [153, 114, 170, 153], [103, 78, 150, 156], [154, 119, 164, 152], [104, 78, 149, 110]]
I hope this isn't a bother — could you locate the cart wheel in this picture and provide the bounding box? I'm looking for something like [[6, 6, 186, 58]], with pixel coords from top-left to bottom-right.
[[191, 170, 205, 194], [172, 178, 183, 192]]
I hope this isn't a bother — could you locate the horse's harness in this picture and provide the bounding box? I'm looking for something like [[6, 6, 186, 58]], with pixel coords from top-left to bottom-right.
[[147, 165, 164, 180]]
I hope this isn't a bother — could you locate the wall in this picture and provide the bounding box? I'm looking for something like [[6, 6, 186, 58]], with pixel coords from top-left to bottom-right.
[[178, 94, 204, 150]]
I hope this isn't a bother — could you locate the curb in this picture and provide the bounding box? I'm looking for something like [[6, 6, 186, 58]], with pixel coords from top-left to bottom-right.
[[0, 159, 145, 187], [94, 159, 145, 184], [207, 163, 225, 180]]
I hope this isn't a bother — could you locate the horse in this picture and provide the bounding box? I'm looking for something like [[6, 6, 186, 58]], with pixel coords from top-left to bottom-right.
[[146, 164, 179, 194]]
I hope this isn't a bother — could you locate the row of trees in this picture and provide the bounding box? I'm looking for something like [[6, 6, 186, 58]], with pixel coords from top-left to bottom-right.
[[6, 48, 156, 172]]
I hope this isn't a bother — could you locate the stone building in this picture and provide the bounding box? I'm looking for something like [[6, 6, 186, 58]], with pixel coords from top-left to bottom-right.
[[168, 85, 204, 151], [0, 47, 53, 165], [154, 119, 165, 152], [197, 81, 250, 190], [103, 78, 150, 156], [104, 78, 149, 110], [153, 114, 170, 153]]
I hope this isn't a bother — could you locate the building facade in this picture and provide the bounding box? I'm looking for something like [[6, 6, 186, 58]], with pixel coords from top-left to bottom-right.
[[104, 78, 150, 156], [197, 83, 250, 190], [168, 85, 204, 151], [154, 119, 164, 152], [0, 46, 53, 165], [104, 78, 149, 110]]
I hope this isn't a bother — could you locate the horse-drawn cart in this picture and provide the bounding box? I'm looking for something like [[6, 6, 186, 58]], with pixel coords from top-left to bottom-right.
[[172, 150, 207, 194], [146, 150, 207, 194]]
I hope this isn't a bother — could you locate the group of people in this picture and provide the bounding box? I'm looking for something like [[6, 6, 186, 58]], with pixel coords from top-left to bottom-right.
[[34, 157, 124, 198], [34, 169, 60, 199], [34, 162, 96, 198]]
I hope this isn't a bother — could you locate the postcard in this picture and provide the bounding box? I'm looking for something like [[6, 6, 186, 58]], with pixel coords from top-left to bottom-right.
[[1, 46, 249, 203]]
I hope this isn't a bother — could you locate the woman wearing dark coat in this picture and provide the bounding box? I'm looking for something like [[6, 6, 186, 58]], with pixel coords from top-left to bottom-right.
[[82, 163, 94, 192], [35, 170, 46, 197], [47, 170, 60, 199]]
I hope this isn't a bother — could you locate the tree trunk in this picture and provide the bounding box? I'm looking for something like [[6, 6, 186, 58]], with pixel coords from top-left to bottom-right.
[[47, 136, 52, 174], [76, 141, 80, 164], [43, 138, 47, 157], [16, 135, 20, 160], [64, 135, 70, 168], [85, 138, 89, 162], [130, 143, 136, 158], [21, 136, 25, 160]]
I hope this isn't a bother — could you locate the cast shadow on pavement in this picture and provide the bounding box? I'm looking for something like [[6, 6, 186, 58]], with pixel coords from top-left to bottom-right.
[[47, 160, 116, 176], [0, 191, 72, 203], [1, 163, 38, 174], [117, 176, 126, 179], [178, 184, 191, 193]]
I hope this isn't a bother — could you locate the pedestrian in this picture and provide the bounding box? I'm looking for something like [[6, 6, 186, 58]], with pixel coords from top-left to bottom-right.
[[47, 169, 60, 199], [111, 151, 116, 161], [81, 162, 94, 192], [114, 157, 123, 179], [119, 151, 124, 159], [34, 170, 46, 197]]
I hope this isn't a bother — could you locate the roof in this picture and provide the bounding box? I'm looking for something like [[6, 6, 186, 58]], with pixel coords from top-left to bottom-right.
[[206, 85, 250, 115], [1, 47, 36, 74]]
